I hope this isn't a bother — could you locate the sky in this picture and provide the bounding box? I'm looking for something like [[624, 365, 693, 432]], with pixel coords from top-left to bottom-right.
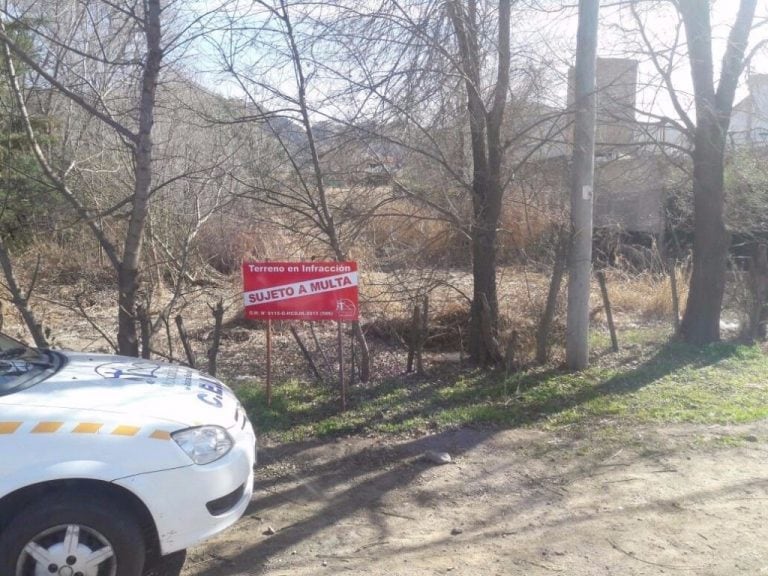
[[531, 0, 768, 115], [188, 1, 768, 125]]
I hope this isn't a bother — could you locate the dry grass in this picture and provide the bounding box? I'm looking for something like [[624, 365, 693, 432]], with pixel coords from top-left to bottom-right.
[[360, 265, 689, 365], [194, 218, 299, 274], [359, 199, 469, 268], [7, 213, 693, 365], [355, 191, 563, 269], [605, 267, 689, 322], [17, 239, 113, 288]]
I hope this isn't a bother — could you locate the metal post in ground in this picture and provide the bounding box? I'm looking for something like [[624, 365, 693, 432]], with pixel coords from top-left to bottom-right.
[[266, 319, 272, 407]]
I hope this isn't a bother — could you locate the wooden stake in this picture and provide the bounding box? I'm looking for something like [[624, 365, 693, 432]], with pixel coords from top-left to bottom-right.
[[417, 295, 428, 375], [597, 271, 619, 352], [266, 319, 272, 407], [207, 298, 224, 376], [175, 314, 195, 367], [668, 259, 680, 332], [406, 305, 421, 373], [338, 320, 346, 411], [138, 304, 151, 360]]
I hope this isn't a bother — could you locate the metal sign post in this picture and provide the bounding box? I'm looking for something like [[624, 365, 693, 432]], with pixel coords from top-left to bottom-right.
[[337, 320, 346, 411], [266, 319, 272, 407]]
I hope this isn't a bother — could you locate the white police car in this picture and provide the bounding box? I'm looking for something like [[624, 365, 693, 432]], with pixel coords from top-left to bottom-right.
[[0, 333, 256, 576]]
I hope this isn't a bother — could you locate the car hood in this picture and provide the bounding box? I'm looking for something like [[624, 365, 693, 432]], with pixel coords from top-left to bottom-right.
[[9, 352, 243, 429]]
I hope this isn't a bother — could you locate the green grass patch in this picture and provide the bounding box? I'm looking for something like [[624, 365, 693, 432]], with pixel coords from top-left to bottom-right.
[[235, 330, 768, 441]]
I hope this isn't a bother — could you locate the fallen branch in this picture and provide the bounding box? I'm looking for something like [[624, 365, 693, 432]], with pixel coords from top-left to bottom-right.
[[290, 325, 323, 383], [607, 539, 699, 570]]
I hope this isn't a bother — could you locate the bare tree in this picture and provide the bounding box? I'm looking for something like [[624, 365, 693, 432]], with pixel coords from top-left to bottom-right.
[[213, 0, 373, 380], [0, 0, 162, 355], [676, 0, 758, 344], [309, 1, 564, 366], [0, 0, 231, 356], [0, 19, 51, 347], [0, 242, 48, 346], [444, 0, 510, 365], [624, 0, 761, 344]]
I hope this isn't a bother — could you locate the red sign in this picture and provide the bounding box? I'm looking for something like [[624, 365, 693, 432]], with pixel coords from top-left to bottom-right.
[[242, 261, 359, 322]]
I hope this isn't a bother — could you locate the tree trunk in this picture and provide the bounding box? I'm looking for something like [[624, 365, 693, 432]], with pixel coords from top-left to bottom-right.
[[0, 241, 48, 348], [469, 225, 500, 364], [536, 234, 567, 364], [448, 0, 510, 366], [117, 266, 140, 356], [679, 123, 728, 343], [116, 0, 163, 356], [676, 0, 757, 345]]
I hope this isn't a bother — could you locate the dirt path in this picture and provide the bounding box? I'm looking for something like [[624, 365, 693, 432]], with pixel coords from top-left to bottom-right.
[[184, 422, 768, 576]]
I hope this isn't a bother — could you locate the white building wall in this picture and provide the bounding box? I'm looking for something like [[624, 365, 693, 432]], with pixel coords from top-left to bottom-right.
[[730, 75, 768, 146]]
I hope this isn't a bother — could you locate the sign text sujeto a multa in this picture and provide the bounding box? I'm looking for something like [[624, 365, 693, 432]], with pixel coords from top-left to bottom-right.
[[244, 272, 355, 304]]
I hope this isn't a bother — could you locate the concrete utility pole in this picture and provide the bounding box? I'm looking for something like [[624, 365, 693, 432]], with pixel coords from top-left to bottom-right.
[[566, 0, 599, 370]]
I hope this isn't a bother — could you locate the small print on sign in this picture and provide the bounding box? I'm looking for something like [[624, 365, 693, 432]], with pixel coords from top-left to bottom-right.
[[582, 185, 593, 200]]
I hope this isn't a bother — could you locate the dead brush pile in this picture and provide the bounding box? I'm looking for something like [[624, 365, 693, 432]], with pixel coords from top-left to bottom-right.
[[3, 207, 687, 370], [345, 188, 564, 270], [361, 267, 553, 362], [360, 265, 686, 367], [19, 238, 114, 290]]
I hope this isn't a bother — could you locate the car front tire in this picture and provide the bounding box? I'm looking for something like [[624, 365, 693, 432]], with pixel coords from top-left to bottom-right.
[[0, 491, 146, 576]]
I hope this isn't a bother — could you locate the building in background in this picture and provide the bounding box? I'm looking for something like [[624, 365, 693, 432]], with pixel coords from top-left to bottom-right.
[[730, 74, 768, 146]]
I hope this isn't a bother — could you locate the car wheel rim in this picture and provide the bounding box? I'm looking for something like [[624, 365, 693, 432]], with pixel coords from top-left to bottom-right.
[[15, 524, 116, 576]]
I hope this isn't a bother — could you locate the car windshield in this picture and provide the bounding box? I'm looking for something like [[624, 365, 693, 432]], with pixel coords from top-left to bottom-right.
[[0, 334, 57, 395]]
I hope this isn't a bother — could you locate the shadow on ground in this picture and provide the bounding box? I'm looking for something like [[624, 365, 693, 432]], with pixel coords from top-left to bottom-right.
[[191, 342, 751, 574]]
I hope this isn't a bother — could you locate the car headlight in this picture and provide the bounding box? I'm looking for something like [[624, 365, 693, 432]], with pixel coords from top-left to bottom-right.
[[172, 426, 233, 465]]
